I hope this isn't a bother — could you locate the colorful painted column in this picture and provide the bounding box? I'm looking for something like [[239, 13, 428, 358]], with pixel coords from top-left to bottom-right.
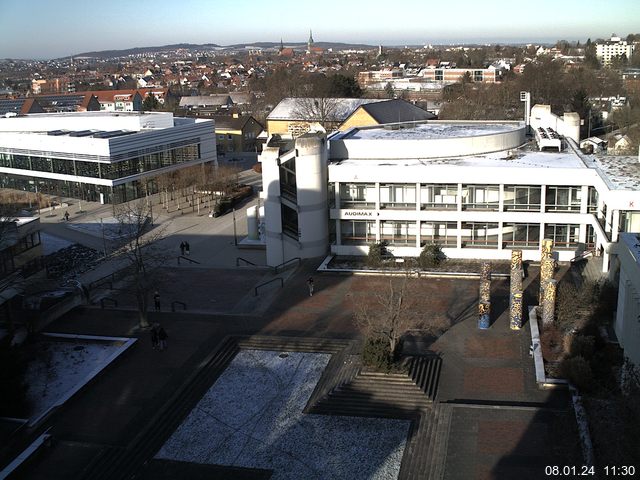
[[539, 257, 555, 306], [542, 279, 557, 325], [478, 262, 491, 329], [510, 249, 524, 330]]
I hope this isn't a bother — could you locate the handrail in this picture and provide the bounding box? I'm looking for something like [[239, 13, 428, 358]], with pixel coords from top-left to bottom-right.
[[177, 255, 201, 265], [236, 257, 257, 267], [273, 257, 301, 274], [254, 277, 284, 296], [171, 301, 187, 312], [100, 297, 118, 309]]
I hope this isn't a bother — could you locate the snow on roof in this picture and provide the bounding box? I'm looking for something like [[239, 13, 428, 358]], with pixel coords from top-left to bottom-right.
[[592, 155, 640, 191], [340, 122, 521, 140], [267, 97, 385, 121]]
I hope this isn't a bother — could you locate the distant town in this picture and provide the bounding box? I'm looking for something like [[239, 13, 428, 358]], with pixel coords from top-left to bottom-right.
[[0, 29, 639, 480]]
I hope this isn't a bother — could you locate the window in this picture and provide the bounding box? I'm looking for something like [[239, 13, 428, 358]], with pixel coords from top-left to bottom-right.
[[421, 184, 457, 210], [74, 160, 100, 178], [545, 186, 581, 212], [380, 184, 416, 209], [279, 158, 296, 202], [474, 70, 483, 82], [586, 225, 595, 249], [340, 220, 376, 245], [462, 185, 499, 210], [544, 224, 580, 248], [420, 221, 457, 246], [281, 204, 298, 239], [380, 221, 417, 245], [461, 222, 499, 247], [503, 223, 540, 248], [218, 134, 224, 140], [52, 158, 75, 175], [435, 70, 443, 81], [503, 185, 541, 211], [339, 183, 376, 209], [588, 187, 598, 214], [227, 134, 233, 140]]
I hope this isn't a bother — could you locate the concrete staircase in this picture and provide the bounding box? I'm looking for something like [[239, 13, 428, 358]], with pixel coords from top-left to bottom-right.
[[398, 403, 453, 480], [309, 356, 441, 419]]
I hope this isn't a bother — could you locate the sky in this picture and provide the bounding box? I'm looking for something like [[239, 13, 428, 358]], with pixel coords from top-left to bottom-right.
[[1, 0, 639, 59]]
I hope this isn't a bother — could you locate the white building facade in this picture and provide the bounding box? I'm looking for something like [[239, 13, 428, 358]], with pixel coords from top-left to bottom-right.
[[596, 36, 635, 66], [259, 117, 640, 272], [0, 112, 216, 204]]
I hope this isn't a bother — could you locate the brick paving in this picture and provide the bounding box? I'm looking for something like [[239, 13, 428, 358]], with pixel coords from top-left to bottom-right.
[[4, 257, 582, 479]]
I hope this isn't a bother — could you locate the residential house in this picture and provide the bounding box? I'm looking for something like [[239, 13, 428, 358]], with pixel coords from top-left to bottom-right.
[[338, 99, 436, 131], [211, 113, 263, 158]]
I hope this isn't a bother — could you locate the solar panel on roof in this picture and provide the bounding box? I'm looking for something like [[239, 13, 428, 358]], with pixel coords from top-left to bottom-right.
[[92, 130, 134, 139], [47, 130, 69, 136], [0, 99, 25, 115], [68, 130, 95, 137]]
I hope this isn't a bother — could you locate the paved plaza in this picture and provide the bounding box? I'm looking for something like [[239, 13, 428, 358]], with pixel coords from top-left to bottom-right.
[[1, 185, 580, 479]]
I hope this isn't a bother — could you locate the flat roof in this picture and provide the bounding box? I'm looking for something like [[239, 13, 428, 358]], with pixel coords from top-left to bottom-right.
[[591, 155, 640, 191], [335, 121, 523, 140]]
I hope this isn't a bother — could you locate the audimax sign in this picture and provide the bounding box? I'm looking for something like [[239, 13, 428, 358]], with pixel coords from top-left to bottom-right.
[[343, 210, 380, 218]]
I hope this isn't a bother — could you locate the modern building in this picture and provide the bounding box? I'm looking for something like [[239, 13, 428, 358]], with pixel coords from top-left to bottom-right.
[[596, 35, 635, 67], [614, 233, 640, 368], [259, 109, 640, 272], [420, 67, 499, 84], [0, 112, 216, 204]]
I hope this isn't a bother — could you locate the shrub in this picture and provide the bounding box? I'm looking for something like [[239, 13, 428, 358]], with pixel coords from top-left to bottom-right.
[[362, 337, 392, 372], [366, 241, 388, 268], [564, 334, 596, 358], [418, 243, 445, 269], [562, 355, 593, 391]]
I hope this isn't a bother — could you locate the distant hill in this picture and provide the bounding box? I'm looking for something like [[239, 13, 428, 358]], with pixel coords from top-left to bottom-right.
[[72, 43, 222, 59], [71, 41, 376, 59]]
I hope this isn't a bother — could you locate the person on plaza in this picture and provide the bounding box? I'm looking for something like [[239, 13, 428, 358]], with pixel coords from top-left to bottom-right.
[[307, 277, 314, 297], [157, 326, 168, 351], [185, 241, 190, 256], [150, 324, 159, 350], [64, 211, 69, 221], [179, 241, 185, 256], [154, 291, 161, 312]]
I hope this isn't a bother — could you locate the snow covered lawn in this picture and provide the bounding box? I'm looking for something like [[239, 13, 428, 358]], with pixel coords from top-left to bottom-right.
[[156, 350, 410, 480], [25, 334, 135, 425]]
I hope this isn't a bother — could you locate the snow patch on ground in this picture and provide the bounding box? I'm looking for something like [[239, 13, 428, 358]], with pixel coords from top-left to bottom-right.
[[156, 350, 410, 480], [25, 339, 123, 421]]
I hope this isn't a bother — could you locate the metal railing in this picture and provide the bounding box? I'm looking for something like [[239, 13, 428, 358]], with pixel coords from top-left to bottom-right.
[[236, 257, 257, 266], [273, 257, 301, 274], [171, 301, 187, 312], [570, 250, 594, 263], [254, 277, 283, 296], [177, 255, 200, 265]]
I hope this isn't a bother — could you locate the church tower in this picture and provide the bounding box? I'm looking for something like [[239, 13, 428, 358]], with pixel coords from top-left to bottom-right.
[[307, 30, 314, 54]]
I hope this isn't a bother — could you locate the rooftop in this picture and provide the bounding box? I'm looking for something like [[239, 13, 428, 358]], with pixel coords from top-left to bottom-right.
[[591, 154, 640, 191], [335, 121, 522, 141]]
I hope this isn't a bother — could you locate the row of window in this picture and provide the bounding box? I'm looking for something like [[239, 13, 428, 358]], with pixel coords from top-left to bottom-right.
[[337, 183, 599, 213], [339, 220, 594, 249], [0, 144, 200, 180]]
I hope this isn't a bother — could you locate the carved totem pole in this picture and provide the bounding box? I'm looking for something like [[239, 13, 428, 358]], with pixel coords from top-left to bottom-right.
[[478, 262, 491, 329], [509, 249, 524, 330]]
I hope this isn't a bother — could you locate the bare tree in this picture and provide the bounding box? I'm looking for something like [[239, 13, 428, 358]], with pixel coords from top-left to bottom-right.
[[114, 199, 168, 329], [292, 97, 341, 132], [353, 275, 440, 356]]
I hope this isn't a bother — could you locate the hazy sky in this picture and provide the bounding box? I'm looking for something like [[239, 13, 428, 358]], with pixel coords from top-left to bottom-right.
[[1, 0, 639, 59]]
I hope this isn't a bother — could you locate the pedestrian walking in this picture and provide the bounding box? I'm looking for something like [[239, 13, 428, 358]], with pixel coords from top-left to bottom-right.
[[154, 291, 161, 312], [158, 326, 168, 351], [64, 211, 69, 221], [307, 277, 314, 297], [179, 241, 185, 256], [185, 241, 190, 256], [150, 324, 159, 350]]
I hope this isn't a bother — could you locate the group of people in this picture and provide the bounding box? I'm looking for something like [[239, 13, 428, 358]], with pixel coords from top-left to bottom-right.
[[179, 241, 191, 256], [150, 323, 168, 351]]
